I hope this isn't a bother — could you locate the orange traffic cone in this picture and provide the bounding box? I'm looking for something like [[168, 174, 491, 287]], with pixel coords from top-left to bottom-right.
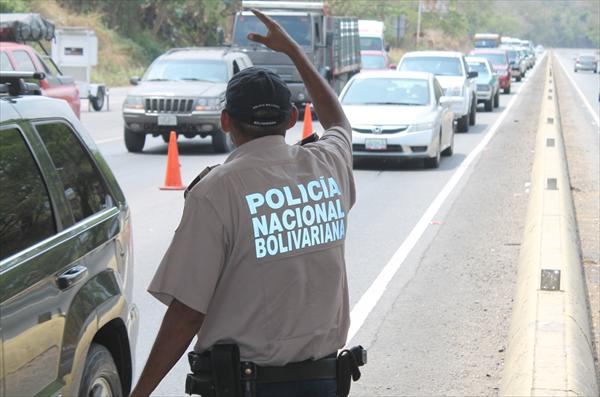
[[160, 131, 186, 190], [302, 102, 313, 139]]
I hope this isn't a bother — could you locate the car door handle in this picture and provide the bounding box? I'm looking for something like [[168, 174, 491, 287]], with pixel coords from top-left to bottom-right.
[[56, 265, 88, 290]]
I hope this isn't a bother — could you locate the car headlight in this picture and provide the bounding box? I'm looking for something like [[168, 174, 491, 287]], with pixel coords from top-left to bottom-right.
[[195, 97, 221, 111], [444, 86, 462, 97], [408, 121, 435, 132], [123, 96, 143, 110]]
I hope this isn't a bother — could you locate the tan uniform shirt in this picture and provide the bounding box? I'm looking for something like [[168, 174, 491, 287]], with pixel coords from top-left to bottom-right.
[[148, 126, 355, 365]]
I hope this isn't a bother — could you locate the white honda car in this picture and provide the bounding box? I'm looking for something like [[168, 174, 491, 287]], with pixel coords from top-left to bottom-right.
[[340, 71, 457, 168]]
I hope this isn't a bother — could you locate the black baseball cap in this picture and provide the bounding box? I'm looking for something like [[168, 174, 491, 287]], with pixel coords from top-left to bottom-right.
[[225, 67, 292, 126]]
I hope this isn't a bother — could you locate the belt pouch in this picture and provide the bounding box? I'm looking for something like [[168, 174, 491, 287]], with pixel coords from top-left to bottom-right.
[[211, 344, 241, 397], [186, 351, 216, 396], [336, 346, 366, 397]]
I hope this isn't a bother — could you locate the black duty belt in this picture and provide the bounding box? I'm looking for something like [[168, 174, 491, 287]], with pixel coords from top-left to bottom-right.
[[191, 351, 337, 383]]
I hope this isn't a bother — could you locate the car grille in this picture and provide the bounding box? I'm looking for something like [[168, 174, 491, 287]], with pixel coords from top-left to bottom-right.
[[145, 98, 194, 114], [353, 144, 403, 152], [477, 84, 490, 91], [352, 126, 409, 134]]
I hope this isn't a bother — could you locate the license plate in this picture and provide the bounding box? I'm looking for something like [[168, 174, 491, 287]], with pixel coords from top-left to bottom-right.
[[365, 138, 387, 151], [158, 114, 177, 126]]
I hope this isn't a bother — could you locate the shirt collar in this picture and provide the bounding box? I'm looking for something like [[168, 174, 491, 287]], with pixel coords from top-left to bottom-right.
[[225, 134, 287, 163]]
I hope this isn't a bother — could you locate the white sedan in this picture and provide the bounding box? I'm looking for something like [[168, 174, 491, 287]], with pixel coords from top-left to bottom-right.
[[340, 71, 457, 168]]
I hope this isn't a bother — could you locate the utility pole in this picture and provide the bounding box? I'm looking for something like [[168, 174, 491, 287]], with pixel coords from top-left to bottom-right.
[[416, 0, 422, 48]]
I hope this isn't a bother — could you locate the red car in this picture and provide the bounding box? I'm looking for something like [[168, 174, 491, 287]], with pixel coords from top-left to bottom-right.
[[360, 50, 390, 71], [470, 49, 512, 94], [1, 41, 81, 118]]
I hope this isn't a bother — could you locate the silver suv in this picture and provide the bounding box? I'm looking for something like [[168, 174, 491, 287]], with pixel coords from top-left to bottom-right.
[[397, 51, 478, 132], [122, 47, 252, 153]]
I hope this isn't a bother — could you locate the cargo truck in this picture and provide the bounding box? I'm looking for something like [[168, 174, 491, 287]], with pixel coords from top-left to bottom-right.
[[232, 1, 362, 108]]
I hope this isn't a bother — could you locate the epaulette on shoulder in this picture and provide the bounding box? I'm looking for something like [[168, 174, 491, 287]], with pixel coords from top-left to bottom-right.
[[296, 132, 320, 146], [184, 164, 220, 199]]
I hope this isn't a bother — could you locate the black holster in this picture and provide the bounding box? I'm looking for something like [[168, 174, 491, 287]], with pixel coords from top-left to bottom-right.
[[186, 344, 241, 397], [336, 345, 367, 397]]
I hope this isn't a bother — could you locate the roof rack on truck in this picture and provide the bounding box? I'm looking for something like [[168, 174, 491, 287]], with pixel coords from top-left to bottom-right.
[[0, 70, 45, 96]]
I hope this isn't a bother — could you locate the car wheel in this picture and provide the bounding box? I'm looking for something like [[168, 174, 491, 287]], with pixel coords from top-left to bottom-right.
[[457, 113, 469, 133], [574, 68, 577, 73], [161, 133, 170, 143], [503, 85, 511, 94], [469, 98, 476, 125], [484, 99, 493, 112], [90, 89, 105, 111], [212, 131, 233, 153], [124, 127, 145, 153], [516, 75, 522, 82], [441, 130, 454, 157], [424, 134, 441, 168], [494, 91, 500, 108], [78, 343, 122, 397]]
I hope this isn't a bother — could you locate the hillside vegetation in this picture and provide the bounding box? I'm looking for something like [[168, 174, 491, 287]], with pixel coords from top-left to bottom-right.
[[1, 0, 598, 86]]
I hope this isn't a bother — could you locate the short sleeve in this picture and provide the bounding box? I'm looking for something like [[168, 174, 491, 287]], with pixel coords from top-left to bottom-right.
[[311, 126, 352, 165], [148, 195, 227, 314]]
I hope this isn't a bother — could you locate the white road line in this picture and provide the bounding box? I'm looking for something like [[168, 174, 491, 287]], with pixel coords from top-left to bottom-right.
[[96, 136, 122, 144], [554, 54, 600, 130], [346, 53, 547, 345]]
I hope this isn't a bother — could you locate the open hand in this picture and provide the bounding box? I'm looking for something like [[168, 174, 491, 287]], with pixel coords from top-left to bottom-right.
[[246, 8, 300, 55]]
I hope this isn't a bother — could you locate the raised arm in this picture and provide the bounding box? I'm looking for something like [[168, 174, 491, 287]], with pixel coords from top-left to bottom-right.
[[247, 8, 351, 134]]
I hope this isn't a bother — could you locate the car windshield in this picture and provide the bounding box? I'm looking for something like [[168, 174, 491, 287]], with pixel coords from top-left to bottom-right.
[[475, 53, 506, 65], [399, 56, 463, 76], [362, 54, 386, 69], [468, 62, 490, 79], [341, 77, 430, 106], [234, 14, 311, 47], [144, 59, 228, 83], [360, 37, 383, 51], [474, 39, 499, 48], [505, 50, 517, 61]]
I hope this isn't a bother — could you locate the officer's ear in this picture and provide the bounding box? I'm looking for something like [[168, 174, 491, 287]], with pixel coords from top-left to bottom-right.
[[221, 110, 232, 133], [287, 105, 298, 130]]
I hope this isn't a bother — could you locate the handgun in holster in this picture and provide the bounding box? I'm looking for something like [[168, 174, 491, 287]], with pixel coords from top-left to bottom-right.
[[186, 344, 241, 397]]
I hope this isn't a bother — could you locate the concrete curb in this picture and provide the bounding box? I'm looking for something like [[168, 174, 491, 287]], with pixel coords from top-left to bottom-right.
[[500, 53, 599, 396]]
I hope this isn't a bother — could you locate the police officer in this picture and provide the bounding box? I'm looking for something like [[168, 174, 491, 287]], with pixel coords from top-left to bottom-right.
[[131, 9, 355, 397]]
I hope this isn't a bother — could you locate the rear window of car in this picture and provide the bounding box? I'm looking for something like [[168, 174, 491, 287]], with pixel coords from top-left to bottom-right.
[[580, 56, 595, 62], [362, 54, 386, 70], [0, 127, 56, 260], [35, 122, 113, 224], [475, 53, 506, 65], [0, 52, 14, 71], [11, 50, 36, 72]]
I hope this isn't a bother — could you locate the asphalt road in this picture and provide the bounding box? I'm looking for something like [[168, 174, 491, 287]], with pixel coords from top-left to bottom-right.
[[80, 55, 548, 395]]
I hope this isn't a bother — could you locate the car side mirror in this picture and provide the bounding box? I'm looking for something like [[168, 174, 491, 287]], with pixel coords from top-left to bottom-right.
[[468, 71, 478, 79], [130, 76, 140, 85], [389, 63, 397, 70]]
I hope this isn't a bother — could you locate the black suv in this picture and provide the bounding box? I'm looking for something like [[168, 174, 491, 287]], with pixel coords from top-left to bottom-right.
[[0, 72, 138, 397]]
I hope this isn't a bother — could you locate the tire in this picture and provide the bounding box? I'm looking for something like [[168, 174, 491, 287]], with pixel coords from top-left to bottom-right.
[[484, 99, 493, 112], [124, 127, 145, 152], [457, 113, 469, 132], [516, 75, 522, 82], [441, 130, 454, 157], [469, 98, 476, 126], [78, 343, 122, 397], [503, 85, 511, 94], [90, 89, 105, 111], [424, 134, 441, 168], [493, 91, 500, 108], [212, 131, 233, 153], [161, 133, 170, 143]]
